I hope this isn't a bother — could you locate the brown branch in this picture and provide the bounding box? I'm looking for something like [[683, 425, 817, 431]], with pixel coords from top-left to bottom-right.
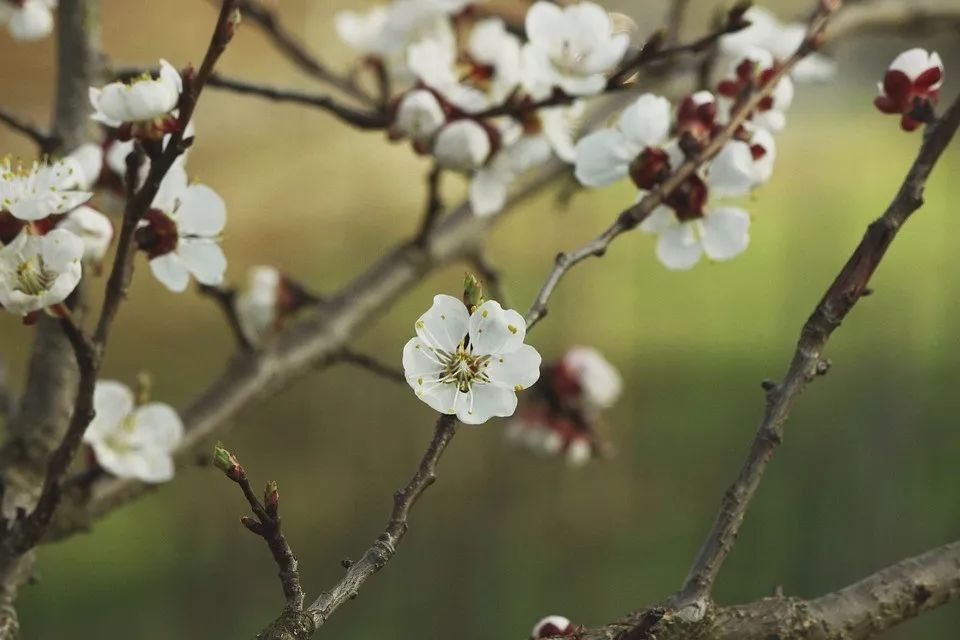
[[673, 91, 960, 612], [584, 539, 960, 640], [416, 164, 444, 245], [0, 358, 12, 421], [289, 414, 456, 636], [206, 74, 390, 130], [665, 0, 692, 45], [331, 350, 404, 384], [0, 107, 57, 152], [232, 0, 377, 107], [828, 0, 960, 41], [214, 445, 305, 612], [524, 4, 838, 330], [198, 284, 253, 351]]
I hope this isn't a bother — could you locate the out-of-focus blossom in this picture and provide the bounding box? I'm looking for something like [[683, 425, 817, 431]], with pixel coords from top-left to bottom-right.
[[506, 346, 621, 467], [874, 48, 944, 132], [0, 157, 92, 221], [433, 119, 493, 172], [531, 615, 578, 638], [235, 265, 318, 346], [57, 206, 113, 265], [403, 294, 541, 424], [0, 0, 56, 41], [574, 93, 672, 187], [523, 1, 629, 97], [716, 48, 794, 132], [89, 60, 182, 138], [466, 17, 523, 104], [137, 164, 227, 293], [83, 380, 183, 483], [393, 89, 447, 143], [0, 228, 83, 316], [718, 6, 835, 81], [64, 143, 105, 191]]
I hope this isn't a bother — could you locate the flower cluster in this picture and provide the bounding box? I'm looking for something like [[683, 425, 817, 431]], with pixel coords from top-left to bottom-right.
[[339, 1, 631, 217], [90, 60, 184, 141], [83, 379, 184, 483], [572, 26, 802, 271], [506, 346, 622, 466], [402, 292, 541, 424], [0, 0, 56, 42], [874, 48, 945, 131]]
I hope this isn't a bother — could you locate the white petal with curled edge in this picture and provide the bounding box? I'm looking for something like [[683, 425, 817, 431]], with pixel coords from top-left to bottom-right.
[[656, 222, 702, 270], [485, 344, 541, 391], [176, 184, 226, 236], [415, 294, 470, 353], [468, 300, 526, 356], [573, 129, 637, 187], [178, 239, 226, 286], [132, 450, 175, 484], [459, 384, 517, 425], [618, 94, 671, 148], [132, 403, 184, 451], [85, 380, 134, 443], [702, 206, 750, 261], [469, 166, 510, 218], [150, 252, 191, 292]]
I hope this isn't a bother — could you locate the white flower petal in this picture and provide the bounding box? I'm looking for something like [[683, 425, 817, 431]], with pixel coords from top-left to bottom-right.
[[415, 294, 470, 353], [84, 381, 135, 443], [485, 344, 541, 391], [177, 239, 226, 286], [701, 206, 750, 261], [150, 252, 190, 292], [468, 300, 526, 356], [618, 94, 672, 148], [176, 184, 226, 236], [656, 222, 702, 270], [573, 129, 637, 187], [458, 383, 517, 425]]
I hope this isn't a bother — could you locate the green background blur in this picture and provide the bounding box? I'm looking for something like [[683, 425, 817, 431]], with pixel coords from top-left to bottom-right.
[[1, 1, 959, 638]]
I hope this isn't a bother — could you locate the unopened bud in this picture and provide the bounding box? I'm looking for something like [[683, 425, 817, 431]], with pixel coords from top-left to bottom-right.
[[264, 480, 280, 518], [225, 8, 242, 39], [213, 442, 243, 480], [135, 371, 152, 405], [463, 272, 485, 312], [531, 615, 576, 639]]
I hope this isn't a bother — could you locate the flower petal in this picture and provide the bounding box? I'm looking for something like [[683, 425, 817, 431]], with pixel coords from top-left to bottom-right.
[[573, 128, 637, 187], [701, 206, 751, 261], [617, 94, 672, 148], [150, 252, 190, 292], [458, 383, 518, 424], [468, 300, 526, 356], [485, 344, 541, 391], [132, 403, 184, 451], [656, 222, 702, 270], [84, 380, 134, 443], [415, 294, 470, 353], [177, 239, 226, 286]]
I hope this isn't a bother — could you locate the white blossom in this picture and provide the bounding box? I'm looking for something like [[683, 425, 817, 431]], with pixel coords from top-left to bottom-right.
[[716, 48, 794, 132], [82, 380, 183, 483], [407, 32, 489, 113], [394, 90, 447, 142], [467, 18, 522, 103], [403, 294, 541, 424], [57, 206, 114, 264], [65, 143, 104, 190], [874, 48, 945, 131], [0, 228, 83, 316], [0, 0, 55, 41], [574, 93, 672, 187], [561, 346, 622, 412], [236, 265, 281, 346], [470, 133, 551, 217], [433, 120, 492, 172], [639, 202, 751, 271], [144, 164, 227, 293], [707, 129, 776, 196], [719, 6, 835, 81], [0, 157, 92, 221], [531, 615, 575, 638], [89, 60, 182, 128], [566, 437, 592, 467], [523, 1, 629, 97]]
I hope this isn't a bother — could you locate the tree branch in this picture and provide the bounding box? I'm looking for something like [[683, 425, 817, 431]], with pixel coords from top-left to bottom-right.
[[215, 445, 305, 612], [232, 0, 377, 107], [828, 0, 960, 41], [582, 539, 960, 640], [673, 91, 960, 611], [416, 164, 444, 245], [331, 350, 405, 384], [205, 74, 390, 129], [0, 107, 57, 152], [198, 284, 254, 351]]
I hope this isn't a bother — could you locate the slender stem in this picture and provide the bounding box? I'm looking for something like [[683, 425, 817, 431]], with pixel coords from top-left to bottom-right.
[[0, 107, 57, 152], [333, 350, 405, 384], [416, 164, 444, 245], [197, 284, 253, 351], [674, 92, 960, 610]]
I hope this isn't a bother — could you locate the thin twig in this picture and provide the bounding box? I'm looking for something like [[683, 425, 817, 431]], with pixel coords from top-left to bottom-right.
[[206, 74, 390, 129], [673, 92, 960, 612], [198, 284, 253, 351], [301, 414, 457, 630], [232, 0, 377, 107], [416, 164, 444, 245], [665, 0, 692, 45], [0, 107, 57, 152], [0, 358, 12, 421], [332, 350, 404, 384], [215, 446, 305, 611], [524, 4, 839, 330]]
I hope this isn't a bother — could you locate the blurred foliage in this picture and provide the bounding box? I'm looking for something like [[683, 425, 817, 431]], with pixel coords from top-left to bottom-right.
[[0, 0, 958, 638]]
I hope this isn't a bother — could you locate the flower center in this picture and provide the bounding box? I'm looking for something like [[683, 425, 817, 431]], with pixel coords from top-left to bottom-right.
[[553, 38, 587, 73], [14, 255, 55, 296], [438, 344, 491, 392]]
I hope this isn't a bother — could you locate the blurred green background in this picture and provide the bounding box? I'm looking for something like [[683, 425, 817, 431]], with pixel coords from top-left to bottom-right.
[[1, 0, 959, 638]]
